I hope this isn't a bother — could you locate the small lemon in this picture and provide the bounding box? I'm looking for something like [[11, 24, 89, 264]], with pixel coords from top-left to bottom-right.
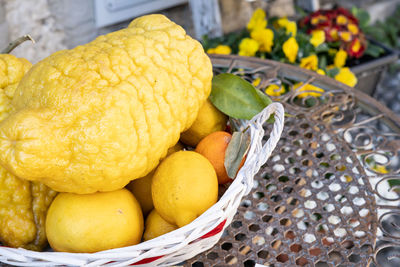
[[180, 99, 227, 147], [143, 209, 178, 241], [127, 172, 154, 216], [45, 189, 143, 253], [127, 142, 184, 216], [152, 151, 218, 227]]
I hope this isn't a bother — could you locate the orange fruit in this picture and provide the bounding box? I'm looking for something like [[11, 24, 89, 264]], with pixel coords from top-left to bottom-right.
[[195, 131, 245, 184]]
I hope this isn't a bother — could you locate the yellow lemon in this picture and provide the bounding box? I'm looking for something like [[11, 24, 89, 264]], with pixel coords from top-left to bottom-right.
[[127, 142, 184, 216], [152, 151, 218, 227], [143, 209, 178, 241], [180, 99, 227, 147], [45, 189, 143, 253]]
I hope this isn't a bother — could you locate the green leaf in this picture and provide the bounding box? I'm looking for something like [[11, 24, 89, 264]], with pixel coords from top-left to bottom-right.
[[210, 73, 272, 120], [224, 131, 250, 179], [315, 43, 329, 53], [365, 43, 385, 57], [319, 55, 327, 70]]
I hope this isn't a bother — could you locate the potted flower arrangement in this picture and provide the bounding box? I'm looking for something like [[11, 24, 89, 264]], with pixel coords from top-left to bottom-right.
[[203, 6, 397, 96]]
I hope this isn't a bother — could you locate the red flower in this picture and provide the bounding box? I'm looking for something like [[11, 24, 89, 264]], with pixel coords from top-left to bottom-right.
[[347, 38, 365, 58]]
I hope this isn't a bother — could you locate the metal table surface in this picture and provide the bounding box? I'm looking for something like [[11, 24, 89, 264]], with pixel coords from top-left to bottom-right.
[[185, 55, 400, 267]]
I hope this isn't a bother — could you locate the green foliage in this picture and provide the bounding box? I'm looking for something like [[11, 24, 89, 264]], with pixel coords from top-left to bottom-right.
[[364, 4, 400, 49]]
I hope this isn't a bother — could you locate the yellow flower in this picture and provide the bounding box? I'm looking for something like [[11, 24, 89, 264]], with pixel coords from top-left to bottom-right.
[[283, 37, 299, 63], [340, 31, 352, 42], [277, 17, 289, 28], [239, 38, 259, 57], [275, 17, 296, 36], [311, 15, 328, 25], [285, 21, 297, 37], [335, 67, 357, 87], [250, 27, 274, 52], [316, 69, 326, 75], [348, 23, 359, 35], [265, 84, 285, 96], [252, 77, 261, 87], [300, 54, 318, 71], [372, 165, 389, 174], [247, 8, 267, 31], [293, 82, 324, 98], [336, 15, 348, 25], [310, 30, 325, 47], [334, 49, 347, 68], [207, 45, 232, 55]]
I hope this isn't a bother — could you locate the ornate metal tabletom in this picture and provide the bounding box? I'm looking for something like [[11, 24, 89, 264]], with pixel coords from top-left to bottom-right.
[[185, 55, 400, 267]]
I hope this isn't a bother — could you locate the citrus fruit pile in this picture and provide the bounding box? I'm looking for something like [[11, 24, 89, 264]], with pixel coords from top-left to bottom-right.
[[0, 14, 258, 253]]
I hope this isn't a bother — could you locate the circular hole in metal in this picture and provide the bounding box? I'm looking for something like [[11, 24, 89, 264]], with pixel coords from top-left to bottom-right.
[[334, 228, 347, 237], [192, 262, 204, 267], [253, 191, 265, 199], [221, 242, 232, 251], [315, 261, 329, 267], [328, 215, 341, 225], [280, 218, 292, 226], [328, 251, 343, 261], [249, 224, 260, 232], [342, 240, 355, 249], [231, 220, 242, 228], [235, 233, 246, 241], [225, 255, 237, 265], [283, 186, 293, 194], [257, 250, 269, 259], [304, 233, 316, 243], [266, 184, 277, 192], [256, 202, 268, 211], [240, 199, 251, 208], [290, 244, 302, 253], [270, 194, 283, 202], [244, 259, 255, 267], [276, 253, 289, 263], [285, 230, 296, 239], [322, 237, 334, 246], [278, 175, 290, 182], [252, 235, 265, 246], [317, 191, 329, 201], [309, 247, 322, 256], [348, 254, 361, 263], [296, 257, 308, 266], [262, 215, 273, 223], [271, 240, 281, 250], [304, 132, 313, 139], [239, 245, 251, 255], [340, 206, 354, 215]]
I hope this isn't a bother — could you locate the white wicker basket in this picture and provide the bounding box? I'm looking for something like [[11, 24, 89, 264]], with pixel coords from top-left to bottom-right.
[[0, 102, 284, 267]]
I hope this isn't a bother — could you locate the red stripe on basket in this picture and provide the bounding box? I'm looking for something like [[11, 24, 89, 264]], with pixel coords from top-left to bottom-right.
[[130, 255, 164, 265], [200, 219, 227, 239]]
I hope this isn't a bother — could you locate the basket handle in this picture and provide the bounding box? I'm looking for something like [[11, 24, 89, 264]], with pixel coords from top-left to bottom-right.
[[242, 102, 285, 193], [253, 102, 284, 168]]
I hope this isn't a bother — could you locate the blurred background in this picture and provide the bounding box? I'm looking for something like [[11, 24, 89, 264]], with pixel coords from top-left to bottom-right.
[[0, 0, 399, 114]]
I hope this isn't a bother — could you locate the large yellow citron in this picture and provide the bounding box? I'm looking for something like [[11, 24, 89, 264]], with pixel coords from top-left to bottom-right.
[[180, 99, 228, 147], [152, 151, 218, 227], [45, 189, 143, 253], [0, 54, 57, 251], [0, 14, 212, 194]]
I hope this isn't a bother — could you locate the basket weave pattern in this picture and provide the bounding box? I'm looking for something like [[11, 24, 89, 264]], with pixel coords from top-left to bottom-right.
[[0, 103, 284, 267]]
